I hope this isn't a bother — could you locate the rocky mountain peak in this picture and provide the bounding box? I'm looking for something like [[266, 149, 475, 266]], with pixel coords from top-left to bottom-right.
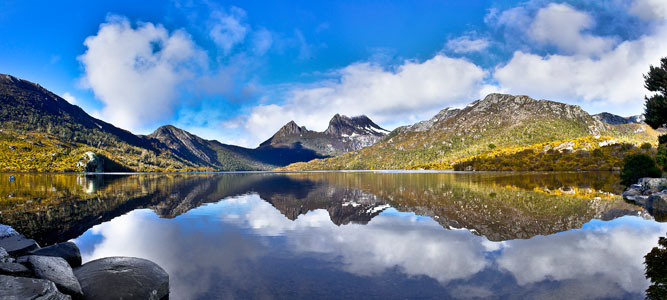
[[593, 112, 645, 125], [324, 114, 388, 137], [276, 121, 307, 137]]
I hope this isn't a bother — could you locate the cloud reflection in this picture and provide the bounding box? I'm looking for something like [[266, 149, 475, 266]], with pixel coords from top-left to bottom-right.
[[75, 195, 667, 299]]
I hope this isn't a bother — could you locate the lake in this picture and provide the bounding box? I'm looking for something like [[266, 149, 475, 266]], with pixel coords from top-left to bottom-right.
[[0, 171, 665, 299]]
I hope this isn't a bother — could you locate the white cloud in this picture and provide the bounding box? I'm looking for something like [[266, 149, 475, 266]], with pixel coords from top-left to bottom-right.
[[446, 35, 490, 53], [494, 23, 667, 106], [529, 3, 616, 56], [237, 55, 488, 146], [79, 16, 205, 132], [209, 7, 248, 55], [251, 28, 272, 56], [61, 92, 77, 105], [630, 0, 667, 21]]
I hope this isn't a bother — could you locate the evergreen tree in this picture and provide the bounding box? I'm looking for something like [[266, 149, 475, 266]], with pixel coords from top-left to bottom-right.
[[644, 57, 667, 129]]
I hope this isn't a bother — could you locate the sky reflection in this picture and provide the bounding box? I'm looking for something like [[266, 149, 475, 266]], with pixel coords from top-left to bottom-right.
[[74, 194, 667, 300]]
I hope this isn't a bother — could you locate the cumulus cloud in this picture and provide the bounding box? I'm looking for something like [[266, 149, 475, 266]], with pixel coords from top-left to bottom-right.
[[79, 16, 205, 131], [529, 3, 616, 56], [236, 55, 488, 146], [629, 0, 667, 21], [446, 35, 490, 53], [494, 23, 667, 105], [61, 92, 77, 105], [209, 7, 248, 54]]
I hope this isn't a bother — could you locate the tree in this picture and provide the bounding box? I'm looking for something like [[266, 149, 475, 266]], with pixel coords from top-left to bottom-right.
[[644, 57, 667, 129], [645, 235, 667, 300], [620, 154, 661, 186]]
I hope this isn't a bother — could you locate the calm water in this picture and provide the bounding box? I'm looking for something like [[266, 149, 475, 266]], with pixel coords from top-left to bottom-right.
[[1, 171, 665, 299]]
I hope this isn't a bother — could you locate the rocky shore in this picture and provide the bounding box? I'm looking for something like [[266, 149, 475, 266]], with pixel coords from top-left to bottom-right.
[[622, 177, 667, 213], [0, 224, 169, 299]]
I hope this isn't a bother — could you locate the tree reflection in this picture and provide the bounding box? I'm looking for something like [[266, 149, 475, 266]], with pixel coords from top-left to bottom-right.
[[645, 233, 667, 299]]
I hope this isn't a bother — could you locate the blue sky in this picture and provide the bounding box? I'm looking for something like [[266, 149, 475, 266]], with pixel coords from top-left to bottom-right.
[[1, 0, 666, 147]]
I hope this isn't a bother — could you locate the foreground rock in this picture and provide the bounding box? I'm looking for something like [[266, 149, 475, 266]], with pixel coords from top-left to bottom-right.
[[623, 177, 667, 215], [27, 256, 83, 298], [0, 224, 169, 300], [30, 242, 82, 267], [0, 274, 71, 300], [0, 262, 31, 277], [0, 234, 39, 256], [74, 257, 169, 300]]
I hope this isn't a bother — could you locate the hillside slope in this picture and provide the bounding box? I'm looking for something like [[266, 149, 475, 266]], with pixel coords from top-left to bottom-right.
[[280, 94, 659, 170]]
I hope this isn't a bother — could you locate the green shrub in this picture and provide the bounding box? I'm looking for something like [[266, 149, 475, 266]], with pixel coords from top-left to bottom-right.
[[488, 143, 497, 149], [620, 154, 662, 186], [642, 142, 653, 150]]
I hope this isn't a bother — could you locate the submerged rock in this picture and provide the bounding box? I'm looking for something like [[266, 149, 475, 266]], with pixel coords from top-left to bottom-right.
[[8, 175, 14, 183], [74, 257, 168, 300], [30, 242, 82, 268], [0, 274, 71, 300], [0, 235, 39, 256], [27, 256, 83, 298]]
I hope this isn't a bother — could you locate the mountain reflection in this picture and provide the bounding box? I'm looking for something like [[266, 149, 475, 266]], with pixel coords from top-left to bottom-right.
[[0, 171, 655, 245], [76, 195, 666, 300], [2, 172, 665, 299]]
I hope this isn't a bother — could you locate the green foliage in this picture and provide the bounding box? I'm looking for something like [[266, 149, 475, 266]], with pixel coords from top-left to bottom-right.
[[644, 57, 667, 129], [488, 143, 497, 149], [620, 154, 662, 186], [642, 142, 653, 150], [645, 235, 667, 300]]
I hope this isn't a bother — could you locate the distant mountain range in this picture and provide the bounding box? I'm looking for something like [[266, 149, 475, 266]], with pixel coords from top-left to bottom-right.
[[0, 74, 387, 172], [281, 94, 659, 170], [593, 112, 645, 125]]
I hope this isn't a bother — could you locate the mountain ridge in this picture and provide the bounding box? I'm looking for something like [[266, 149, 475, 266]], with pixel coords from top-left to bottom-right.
[[280, 93, 658, 171]]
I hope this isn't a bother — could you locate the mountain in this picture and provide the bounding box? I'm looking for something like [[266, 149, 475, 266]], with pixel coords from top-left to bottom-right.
[[593, 112, 645, 125], [280, 93, 659, 171], [0, 74, 327, 172], [259, 114, 389, 156]]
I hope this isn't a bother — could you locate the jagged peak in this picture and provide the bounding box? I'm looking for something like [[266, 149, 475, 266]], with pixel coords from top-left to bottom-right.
[[325, 114, 387, 136]]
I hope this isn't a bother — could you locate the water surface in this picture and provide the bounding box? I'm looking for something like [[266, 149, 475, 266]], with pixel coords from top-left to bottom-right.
[[0, 171, 664, 299]]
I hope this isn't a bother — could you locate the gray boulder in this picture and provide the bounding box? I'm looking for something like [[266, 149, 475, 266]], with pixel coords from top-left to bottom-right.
[[647, 192, 667, 213], [27, 256, 83, 298], [78, 152, 103, 173], [0, 247, 13, 263], [0, 225, 18, 239], [0, 235, 39, 256], [8, 175, 14, 182], [74, 257, 168, 300], [30, 242, 81, 268], [0, 274, 71, 300], [639, 177, 667, 191], [0, 262, 31, 277]]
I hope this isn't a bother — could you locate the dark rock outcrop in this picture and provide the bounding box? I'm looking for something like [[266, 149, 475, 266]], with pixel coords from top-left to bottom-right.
[[74, 257, 169, 300], [30, 242, 82, 268], [0, 262, 31, 277], [0, 234, 39, 256], [27, 256, 83, 298], [0, 274, 71, 300]]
